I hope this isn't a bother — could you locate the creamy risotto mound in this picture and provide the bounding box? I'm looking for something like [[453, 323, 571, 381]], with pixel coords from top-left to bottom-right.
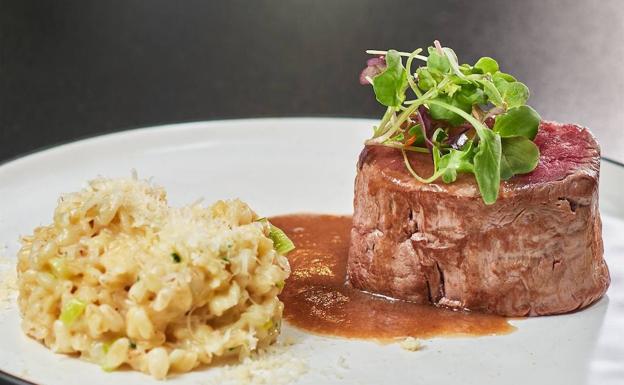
[[17, 176, 291, 379]]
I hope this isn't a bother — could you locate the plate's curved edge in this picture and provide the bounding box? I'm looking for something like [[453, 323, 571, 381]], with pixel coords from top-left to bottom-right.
[[0, 369, 36, 385], [602, 156, 624, 168], [0, 117, 377, 171]]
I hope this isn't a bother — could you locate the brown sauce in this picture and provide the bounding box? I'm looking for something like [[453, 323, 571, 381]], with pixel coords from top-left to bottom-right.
[[270, 214, 514, 340]]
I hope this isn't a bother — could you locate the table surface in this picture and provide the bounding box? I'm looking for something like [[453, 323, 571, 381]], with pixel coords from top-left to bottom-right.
[[1, 0, 623, 164]]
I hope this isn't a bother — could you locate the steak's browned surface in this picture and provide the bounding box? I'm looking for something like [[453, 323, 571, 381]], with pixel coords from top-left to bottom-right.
[[348, 121, 609, 316]]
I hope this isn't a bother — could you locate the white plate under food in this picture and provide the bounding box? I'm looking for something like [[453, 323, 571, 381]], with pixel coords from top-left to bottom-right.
[[0, 118, 622, 385]]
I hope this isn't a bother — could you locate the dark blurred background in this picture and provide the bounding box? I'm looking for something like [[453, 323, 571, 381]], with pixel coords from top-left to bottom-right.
[[1, 0, 623, 163]]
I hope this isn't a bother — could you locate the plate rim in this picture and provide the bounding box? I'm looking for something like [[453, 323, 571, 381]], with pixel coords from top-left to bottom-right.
[[0, 370, 35, 385], [0, 117, 375, 171]]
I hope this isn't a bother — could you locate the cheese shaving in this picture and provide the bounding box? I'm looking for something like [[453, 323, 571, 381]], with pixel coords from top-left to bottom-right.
[[0, 253, 17, 310], [399, 337, 423, 351]]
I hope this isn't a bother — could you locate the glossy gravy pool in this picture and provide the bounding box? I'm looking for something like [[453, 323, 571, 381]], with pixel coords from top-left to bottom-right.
[[271, 214, 514, 340]]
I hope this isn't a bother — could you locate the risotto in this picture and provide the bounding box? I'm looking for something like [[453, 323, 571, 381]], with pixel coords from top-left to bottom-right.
[[17, 176, 292, 379]]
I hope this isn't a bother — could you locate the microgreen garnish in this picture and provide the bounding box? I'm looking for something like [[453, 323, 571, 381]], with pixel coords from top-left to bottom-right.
[[361, 41, 541, 204], [171, 252, 182, 263]]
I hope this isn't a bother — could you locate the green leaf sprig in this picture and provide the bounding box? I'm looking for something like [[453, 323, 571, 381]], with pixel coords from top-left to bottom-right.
[[362, 41, 541, 204]]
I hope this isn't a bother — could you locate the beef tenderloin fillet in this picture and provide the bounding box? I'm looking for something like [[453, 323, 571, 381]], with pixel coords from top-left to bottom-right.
[[348, 121, 609, 316]]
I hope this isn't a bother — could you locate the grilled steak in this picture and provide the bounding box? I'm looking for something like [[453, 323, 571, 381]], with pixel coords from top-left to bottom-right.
[[348, 121, 609, 316]]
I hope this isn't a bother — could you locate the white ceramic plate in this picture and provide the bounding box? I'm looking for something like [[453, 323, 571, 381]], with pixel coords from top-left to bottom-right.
[[0, 118, 622, 385]]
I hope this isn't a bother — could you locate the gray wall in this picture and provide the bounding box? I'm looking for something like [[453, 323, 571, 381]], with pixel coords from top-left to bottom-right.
[[1, 0, 622, 162]]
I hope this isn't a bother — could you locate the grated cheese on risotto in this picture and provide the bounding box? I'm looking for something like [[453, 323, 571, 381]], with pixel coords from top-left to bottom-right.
[[17, 176, 291, 379], [0, 253, 18, 310], [399, 337, 423, 351], [208, 337, 308, 385]]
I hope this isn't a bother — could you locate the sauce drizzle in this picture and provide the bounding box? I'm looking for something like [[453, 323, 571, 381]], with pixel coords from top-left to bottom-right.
[[271, 214, 514, 340]]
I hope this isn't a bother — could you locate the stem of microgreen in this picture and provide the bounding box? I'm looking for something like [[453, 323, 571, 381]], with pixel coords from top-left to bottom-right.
[[403, 77, 448, 104], [379, 75, 451, 140], [405, 49, 424, 98], [483, 106, 506, 121], [373, 101, 422, 144], [415, 108, 434, 150], [403, 145, 430, 153], [366, 50, 428, 61], [366, 141, 430, 153], [472, 105, 485, 121], [426, 99, 490, 138], [466, 74, 484, 81], [373, 106, 396, 138], [373, 77, 448, 144], [434, 40, 444, 55], [442, 47, 467, 80], [401, 149, 445, 183]]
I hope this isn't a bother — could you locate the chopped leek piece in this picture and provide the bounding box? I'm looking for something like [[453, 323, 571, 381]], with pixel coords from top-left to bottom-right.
[[60, 298, 86, 326], [261, 319, 274, 331], [49, 257, 72, 279], [276, 280, 285, 289], [256, 218, 295, 254], [269, 225, 295, 254]]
